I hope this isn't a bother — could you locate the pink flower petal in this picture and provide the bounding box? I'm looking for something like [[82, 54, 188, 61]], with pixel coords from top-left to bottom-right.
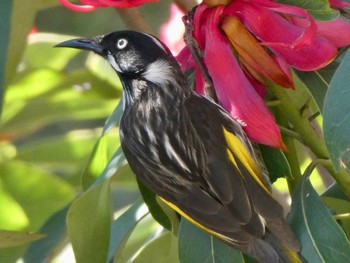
[[58, 0, 98, 12], [316, 17, 350, 48], [59, 0, 156, 11], [97, 0, 157, 8], [329, 0, 350, 8], [193, 4, 210, 50], [176, 46, 193, 71], [225, 1, 337, 71], [202, 5, 284, 148], [244, 72, 267, 98]]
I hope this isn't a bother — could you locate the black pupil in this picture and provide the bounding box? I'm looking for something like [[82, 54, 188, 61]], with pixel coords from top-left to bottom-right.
[[119, 40, 125, 48]]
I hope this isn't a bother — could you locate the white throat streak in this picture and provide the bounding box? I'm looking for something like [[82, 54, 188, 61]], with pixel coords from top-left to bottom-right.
[[108, 54, 122, 73]]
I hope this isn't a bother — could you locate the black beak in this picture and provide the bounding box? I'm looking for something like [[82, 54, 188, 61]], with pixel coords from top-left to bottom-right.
[[55, 38, 104, 55]]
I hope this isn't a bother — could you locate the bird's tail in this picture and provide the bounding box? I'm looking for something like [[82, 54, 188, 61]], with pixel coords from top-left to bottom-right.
[[239, 233, 306, 263]]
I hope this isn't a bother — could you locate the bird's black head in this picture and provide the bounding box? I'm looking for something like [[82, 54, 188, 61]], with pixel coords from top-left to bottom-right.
[[56, 30, 176, 78], [56, 30, 189, 106]]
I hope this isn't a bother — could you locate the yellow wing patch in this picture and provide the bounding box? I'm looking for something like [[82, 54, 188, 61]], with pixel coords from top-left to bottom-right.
[[223, 127, 270, 194], [159, 197, 229, 241]]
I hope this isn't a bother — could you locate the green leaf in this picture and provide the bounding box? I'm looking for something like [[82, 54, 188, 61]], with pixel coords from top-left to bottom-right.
[[25, 33, 81, 71], [103, 101, 123, 135], [5, 0, 40, 85], [322, 182, 348, 200], [131, 232, 179, 263], [137, 179, 172, 231], [295, 59, 340, 112], [323, 48, 350, 172], [0, 184, 28, 230], [259, 145, 292, 183], [0, 161, 75, 229], [67, 181, 111, 263], [81, 99, 124, 189], [86, 53, 122, 89], [82, 136, 109, 190], [178, 218, 244, 263], [108, 199, 149, 263], [2, 69, 117, 134], [17, 132, 104, 171], [23, 205, 69, 263], [93, 147, 127, 187], [0, 0, 12, 117], [0, 230, 44, 249], [277, 0, 339, 20], [322, 197, 350, 239], [288, 172, 350, 262], [157, 197, 180, 234]]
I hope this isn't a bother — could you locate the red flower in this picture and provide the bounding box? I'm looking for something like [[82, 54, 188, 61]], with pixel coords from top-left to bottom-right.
[[328, 0, 350, 8], [179, 0, 350, 148], [58, 0, 157, 12]]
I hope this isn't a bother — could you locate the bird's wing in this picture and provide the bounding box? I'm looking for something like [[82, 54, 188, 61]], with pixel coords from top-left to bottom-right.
[[184, 93, 300, 252], [183, 93, 266, 233]]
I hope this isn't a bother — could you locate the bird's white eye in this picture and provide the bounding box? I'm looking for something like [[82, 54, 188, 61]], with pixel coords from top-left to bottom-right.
[[117, 38, 128, 49]]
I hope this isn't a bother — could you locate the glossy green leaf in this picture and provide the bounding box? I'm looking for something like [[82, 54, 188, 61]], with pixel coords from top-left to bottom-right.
[[23, 205, 69, 263], [82, 136, 109, 190], [108, 199, 149, 263], [322, 197, 350, 239], [103, 101, 123, 135], [93, 147, 127, 187], [157, 197, 180, 234], [277, 0, 339, 20], [323, 48, 350, 172], [178, 218, 244, 263], [137, 180, 172, 231], [295, 59, 340, 112], [259, 145, 292, 183], [322, 182, 348, 200], [131, 232, 179, 263], [67, 181, 111, 263], [0, 230, 44, 249], [0, 161, 75, 229], [288, 171, 350, 262]]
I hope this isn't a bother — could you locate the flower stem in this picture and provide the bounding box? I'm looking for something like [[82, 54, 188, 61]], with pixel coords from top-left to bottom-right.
[[175, 0, 197, 12], [268, 82, 350, 198], [115, 8, 153, 34], [284, 136, 302, 194], [276, 109, 302, 194]]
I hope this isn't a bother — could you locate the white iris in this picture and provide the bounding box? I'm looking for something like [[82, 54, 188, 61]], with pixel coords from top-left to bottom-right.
[[117, 38, 128, 49]]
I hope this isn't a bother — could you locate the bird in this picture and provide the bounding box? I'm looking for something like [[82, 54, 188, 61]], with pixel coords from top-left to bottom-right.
[[56, 30, 304, 263]]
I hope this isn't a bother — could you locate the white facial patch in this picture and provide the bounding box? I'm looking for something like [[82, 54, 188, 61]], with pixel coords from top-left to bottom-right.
[[142, 59, 176, 86], [107, 54, 122, 73]]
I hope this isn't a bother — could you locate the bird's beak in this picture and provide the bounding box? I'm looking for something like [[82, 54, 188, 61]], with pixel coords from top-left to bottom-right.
[[55, 38, 104, 55]]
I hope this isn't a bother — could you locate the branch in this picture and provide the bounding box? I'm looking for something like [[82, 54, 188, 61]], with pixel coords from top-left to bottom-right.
[[115, 8, 153, 34], [175, 0, 198, 13]]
